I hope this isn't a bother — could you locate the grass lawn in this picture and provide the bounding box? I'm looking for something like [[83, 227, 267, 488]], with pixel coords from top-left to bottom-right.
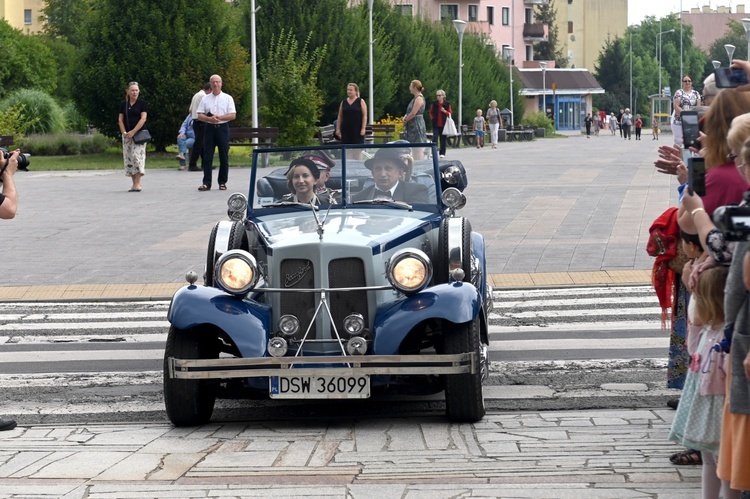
[[29, 148, 256, 172]]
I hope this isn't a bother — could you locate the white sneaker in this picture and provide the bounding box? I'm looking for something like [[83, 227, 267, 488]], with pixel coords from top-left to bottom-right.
[[439, 154, 445, 158]]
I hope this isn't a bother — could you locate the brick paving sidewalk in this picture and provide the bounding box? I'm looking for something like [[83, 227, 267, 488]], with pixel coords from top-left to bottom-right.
[[0, 409, 698, 498]]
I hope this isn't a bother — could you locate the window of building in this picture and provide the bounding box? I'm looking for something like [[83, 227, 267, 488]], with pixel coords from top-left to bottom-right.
[[468, 5, 478, 22], [440, 4, 458, 21], [24, 9, 32, 25], [395, 4, 413, 16], [502, 45, 512, 63], [526, 45, 533, 61], [568, 21, 573, 33], [525, 8, 532, 24], [502, 7, 509, 26], [487, 6, 494, 25]]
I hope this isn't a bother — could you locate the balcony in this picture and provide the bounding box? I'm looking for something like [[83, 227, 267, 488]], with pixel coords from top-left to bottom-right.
[[523, 23, 548, 42], [524, 0, 549, 4]]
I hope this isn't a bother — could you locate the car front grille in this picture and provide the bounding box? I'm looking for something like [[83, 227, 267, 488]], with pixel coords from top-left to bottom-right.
[[278, 257, 368, 342], [329, 258, 368, 333]]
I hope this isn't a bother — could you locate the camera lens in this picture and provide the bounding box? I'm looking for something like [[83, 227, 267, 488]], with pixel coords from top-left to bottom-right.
[[16, 154, 30, 171]]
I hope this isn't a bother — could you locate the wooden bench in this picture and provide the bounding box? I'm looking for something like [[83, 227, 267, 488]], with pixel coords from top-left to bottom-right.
[[0, 136, 14, 147], [317, 124, 340, 145], [229, 127, 279, 148]]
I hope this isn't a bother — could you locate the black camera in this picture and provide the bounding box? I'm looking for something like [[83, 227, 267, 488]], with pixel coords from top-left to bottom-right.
[[713, 204, 750, 241], [0, 147, 30, 172]]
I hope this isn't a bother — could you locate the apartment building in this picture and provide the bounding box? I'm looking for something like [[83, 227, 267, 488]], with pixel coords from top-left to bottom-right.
[[0, 0, 43, 33], [681, 4, 748, 52]]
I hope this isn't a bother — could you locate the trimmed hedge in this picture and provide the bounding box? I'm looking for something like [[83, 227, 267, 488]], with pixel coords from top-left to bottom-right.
[[18, 133, 114, 156]]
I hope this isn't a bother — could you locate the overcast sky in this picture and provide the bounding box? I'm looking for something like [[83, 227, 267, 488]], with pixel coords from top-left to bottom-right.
[[628, 0, 732, 25]]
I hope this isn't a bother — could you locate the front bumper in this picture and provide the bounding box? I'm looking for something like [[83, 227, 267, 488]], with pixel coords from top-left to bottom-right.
[[167, 352, 476, 379]]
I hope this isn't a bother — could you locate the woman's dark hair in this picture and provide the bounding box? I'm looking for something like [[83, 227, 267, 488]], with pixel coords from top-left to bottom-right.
[[679, 229, 702, 248]]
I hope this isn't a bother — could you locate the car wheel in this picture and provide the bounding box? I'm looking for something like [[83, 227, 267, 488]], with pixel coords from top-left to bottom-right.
[[436, 217, 472, 284], [163, 325, 218, 426], [442, 316, 485, 422], [205, 221, 248, 287]]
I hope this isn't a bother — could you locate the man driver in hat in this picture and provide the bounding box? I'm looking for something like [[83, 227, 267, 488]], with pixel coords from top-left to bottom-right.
[[352, 148, 429, 203]]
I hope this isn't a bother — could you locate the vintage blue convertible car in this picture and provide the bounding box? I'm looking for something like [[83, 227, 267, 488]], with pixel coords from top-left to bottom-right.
[[163, 143, 493, 425]]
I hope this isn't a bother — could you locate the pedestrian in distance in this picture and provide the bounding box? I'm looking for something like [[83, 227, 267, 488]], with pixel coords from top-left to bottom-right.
[[593, 112, 601, 136], [473, 109, 486, 148], [0, 147, 20, 431], [609, 112, 618, 135], [117, 81, 148, 192], [485, 100, 502, 149], [429, 89, 453, 158], [197, 74, 236, 192], [617, 108, 624, 137], [335, 83, 367, 145], [652, 117, 660, 140], [621, 108, 633, 140], [584, 113, 592, 138], [175, 114, 195, 170], [402, 80, 427, 159], [634, 114, 643, 140], [188, 82, 211, 172]]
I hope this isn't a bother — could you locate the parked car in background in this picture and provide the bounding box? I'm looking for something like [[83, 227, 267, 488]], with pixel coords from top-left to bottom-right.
[[163, 142, 493, 425]]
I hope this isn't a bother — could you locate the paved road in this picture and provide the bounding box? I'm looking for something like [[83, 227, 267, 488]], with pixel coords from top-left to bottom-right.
[[1, 133, 675, 290]]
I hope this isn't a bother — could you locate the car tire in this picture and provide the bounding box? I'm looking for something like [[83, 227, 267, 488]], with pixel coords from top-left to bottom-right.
[[442, 316, 485, 422], [436, 217, 472, 285], [205, 221, 248, 287], [163, 325, 218, 426]]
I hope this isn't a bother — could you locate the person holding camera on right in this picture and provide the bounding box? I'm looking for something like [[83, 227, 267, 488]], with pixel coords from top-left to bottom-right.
[[0, 148, 19, 431]]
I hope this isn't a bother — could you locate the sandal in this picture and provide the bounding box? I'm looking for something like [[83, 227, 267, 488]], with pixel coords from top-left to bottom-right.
[[669, 449, 702, 466], [219, 184, 227, 190], [198, 184, 211, 191]]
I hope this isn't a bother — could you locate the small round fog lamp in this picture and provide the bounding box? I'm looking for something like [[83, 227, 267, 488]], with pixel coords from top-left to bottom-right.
[[346, 336, 368, 355], [278, 315, 300, 337], [343, 313, 365, 336], [268, 337, 288, 357], [441, 187, 465, 209]]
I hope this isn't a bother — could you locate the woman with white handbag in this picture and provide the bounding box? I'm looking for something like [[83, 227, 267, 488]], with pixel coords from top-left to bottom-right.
[[429, 89, 453, 158]]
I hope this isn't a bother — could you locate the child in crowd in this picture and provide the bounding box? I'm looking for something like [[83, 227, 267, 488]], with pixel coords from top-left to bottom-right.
[[634, 114, 643, 140], [669, 263, 738, 499], [652, 117, 660, 140], [473, 109, 486, 148]]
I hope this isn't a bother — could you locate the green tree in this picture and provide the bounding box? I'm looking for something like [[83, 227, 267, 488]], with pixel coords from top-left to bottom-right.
[[74, 0, 251, 151], [259, 31, 326, 146], [40, 0, 94, 47], [533, 0, 567, 68], [0, 21, 58, 99]]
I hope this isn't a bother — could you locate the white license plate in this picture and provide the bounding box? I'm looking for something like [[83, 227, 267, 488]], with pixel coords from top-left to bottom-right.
[[269, 375, 370, 399]]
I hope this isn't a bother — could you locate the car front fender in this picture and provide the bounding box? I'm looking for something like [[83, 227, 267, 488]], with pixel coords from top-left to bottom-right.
[[168, 285, 271, 358], [372, 282, 480, 354]]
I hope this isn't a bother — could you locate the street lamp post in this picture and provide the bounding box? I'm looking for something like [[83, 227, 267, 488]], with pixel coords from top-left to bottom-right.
[[743, 19, 750, 60], [539, 61, 547, 117], [725, 44, 736, 64], [657, 27, 675, 96], [367, 0, 374, 124], [453, 20, 467, 130], [712, 60, 721, 69], [504, 46, 515, 126], [250, 0, 259, 130]]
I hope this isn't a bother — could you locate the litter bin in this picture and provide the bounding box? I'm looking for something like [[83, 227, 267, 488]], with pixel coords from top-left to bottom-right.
[[498, 128, 507, 142], [535, 127, 546, 138], [499, 108, 512, 127]]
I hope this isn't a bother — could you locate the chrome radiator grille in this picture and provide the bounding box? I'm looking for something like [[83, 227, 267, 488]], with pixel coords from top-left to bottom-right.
[[278, 257, 368, 341], [328, 258, 368, 331]]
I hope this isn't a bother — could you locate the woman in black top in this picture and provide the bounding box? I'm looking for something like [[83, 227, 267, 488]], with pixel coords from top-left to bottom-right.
[[117, 81, 148, 192], [335, 83, 367, 144]]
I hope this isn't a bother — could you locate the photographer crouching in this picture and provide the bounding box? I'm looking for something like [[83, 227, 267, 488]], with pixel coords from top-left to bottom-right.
[[0, 148, 22, 220], [0, 147, 24, 431]]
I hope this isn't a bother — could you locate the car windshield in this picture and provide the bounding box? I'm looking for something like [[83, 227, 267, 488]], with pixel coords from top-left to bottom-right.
[[250, 144, 440, 211]]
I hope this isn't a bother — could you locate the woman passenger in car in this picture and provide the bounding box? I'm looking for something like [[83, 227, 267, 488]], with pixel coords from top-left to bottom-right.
[[282, 158, 336, 205]]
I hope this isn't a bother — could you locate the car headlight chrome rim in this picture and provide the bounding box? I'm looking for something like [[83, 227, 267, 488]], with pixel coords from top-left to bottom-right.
[[278, 315, 300, 337], [343, 313, 365, 336], [441, 187, 466, 210], [442, 165, 461, 185], [386, 248, 432, 294], [214, 249, 259, 295], [227, 193, 248, 221]]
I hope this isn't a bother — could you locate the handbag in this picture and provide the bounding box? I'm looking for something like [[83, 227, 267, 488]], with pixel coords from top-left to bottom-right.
[[133, 129, 151, 144], [699, 327, 727, 396], [442, 116, 458, 136], [124, 99, 150, 144]]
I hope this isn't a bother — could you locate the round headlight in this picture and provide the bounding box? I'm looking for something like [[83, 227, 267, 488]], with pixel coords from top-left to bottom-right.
[[214, 250, 259, 295], [278, 315, 300, 337], [387, 249, 432, 294], [346, 336, 368, 355], [441, 187, 466, 210], [268, 337, 288, 357], [227, 193, 248, 221], [442, 165, 461, 185], [343, 313, 365, 336]]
